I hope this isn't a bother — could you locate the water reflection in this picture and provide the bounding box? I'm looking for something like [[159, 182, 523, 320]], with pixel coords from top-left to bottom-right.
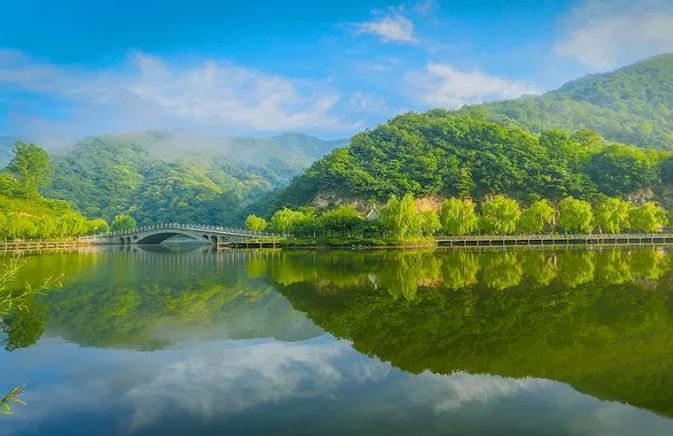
[[3, 247, 673, 434], [3, 248, 321, 350], [271, 248, 673, 417]]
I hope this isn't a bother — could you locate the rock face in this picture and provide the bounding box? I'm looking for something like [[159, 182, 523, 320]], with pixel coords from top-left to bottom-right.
[[311, 192, 371, 211], [626, 187, 655, 205]]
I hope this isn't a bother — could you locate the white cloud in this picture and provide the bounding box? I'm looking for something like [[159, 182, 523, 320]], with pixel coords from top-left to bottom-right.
[[355, 14, 417, 43], [0, 50, 347, 137], [554, 0, 673, 70], [407, 63, 538, 108], [348, 92, 389, 113]]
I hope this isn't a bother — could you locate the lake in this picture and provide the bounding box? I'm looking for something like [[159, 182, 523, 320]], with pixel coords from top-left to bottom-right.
[[3, 246, 673, 435]]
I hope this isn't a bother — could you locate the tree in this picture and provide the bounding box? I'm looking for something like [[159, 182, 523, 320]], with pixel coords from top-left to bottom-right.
[[269, 208, 307, 234], [419, 210, 441, 236], [87, 218, 109, 235], [519, 199, 556, 233], [480, 195, 521, 235], [585, 144, 660, 196], [629, 202, 667, 232], [319, 205, 364, 238], [558, 197, 594, 233], [595, 198, 632, 233], [110, 214, 137, 232], [380, 194, 422, 239], [7, 142, 53, 196], [440, 198, 479, 235], [245, 215, 268, 232]]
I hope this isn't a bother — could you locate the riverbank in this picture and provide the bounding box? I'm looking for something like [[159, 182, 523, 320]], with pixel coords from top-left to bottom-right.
[[278, 233, 673, 249]]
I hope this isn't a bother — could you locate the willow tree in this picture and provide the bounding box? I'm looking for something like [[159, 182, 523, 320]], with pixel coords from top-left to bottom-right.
[[440, 198, 479, 235], [629, 202, 667, 232], [519, 199, 556, 233], [380, 194, 421, 239], [595, 198, 632, 234], [558, 197, 594, 234], [480, 195, 521, 235]]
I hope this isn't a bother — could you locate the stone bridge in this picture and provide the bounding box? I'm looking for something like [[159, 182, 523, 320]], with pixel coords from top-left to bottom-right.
[[85, 223, 280, 246]]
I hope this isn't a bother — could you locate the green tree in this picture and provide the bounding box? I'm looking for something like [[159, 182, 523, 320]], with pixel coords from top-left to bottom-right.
[[558, 197, 594, 233], [480, 195, 521, 235], [318, 205, 364, 238], [87, 218, 109, 235], [380, 194, 422, 239], [440, 198, 479, 235], [270, 208, 307, 234], [595, 198, 633, 233], [419, 210, 441, 236], [245, 214, 268, 232], [7, 142, 53, 196], [519, 199, 556, 233], [629, 202, 667, 232], [110, 214, 137, 232]]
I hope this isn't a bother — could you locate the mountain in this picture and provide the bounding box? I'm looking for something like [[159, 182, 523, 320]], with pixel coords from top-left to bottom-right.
[[265, 111, 668, 213], [264, 55, 673, 214], [466, 53, 673, 149], [43, 131, 346, 225]]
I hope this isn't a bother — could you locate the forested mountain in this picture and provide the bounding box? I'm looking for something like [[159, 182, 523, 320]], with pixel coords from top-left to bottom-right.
[[266, 112, 670, 214], [466, 53, 673, 149], [43, 132, 345, 225]]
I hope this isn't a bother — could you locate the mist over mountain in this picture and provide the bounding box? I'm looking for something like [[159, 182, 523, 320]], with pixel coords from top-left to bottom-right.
[[42, 131, 346, 225]]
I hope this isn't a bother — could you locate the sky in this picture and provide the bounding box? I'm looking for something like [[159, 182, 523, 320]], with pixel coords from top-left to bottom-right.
[[1, 0, 673, 143]]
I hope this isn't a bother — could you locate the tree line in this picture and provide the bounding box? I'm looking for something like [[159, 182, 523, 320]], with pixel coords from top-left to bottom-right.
[[247, 193, 670, 241]]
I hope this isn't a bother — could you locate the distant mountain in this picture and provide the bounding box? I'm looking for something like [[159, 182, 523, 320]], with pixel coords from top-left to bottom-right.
[[43, 131, 346, 225], [467, 53, 673, 149]]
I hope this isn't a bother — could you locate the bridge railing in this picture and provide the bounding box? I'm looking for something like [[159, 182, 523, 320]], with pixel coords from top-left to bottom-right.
[[89, 223, 285, 239]]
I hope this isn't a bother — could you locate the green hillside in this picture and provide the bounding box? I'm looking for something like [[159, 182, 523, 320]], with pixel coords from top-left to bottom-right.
[[0, 142, 103, 239], [467, 53, 673, 149], [43, 132, 345, 225], [268, 111, 669, 213]]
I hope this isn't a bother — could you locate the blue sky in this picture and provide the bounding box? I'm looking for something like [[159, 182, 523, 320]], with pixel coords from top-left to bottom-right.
[[1, 0, 672, 143]]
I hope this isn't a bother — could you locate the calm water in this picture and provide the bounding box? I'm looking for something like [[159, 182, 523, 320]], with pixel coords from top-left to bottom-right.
[[3, 246, 673, 435]]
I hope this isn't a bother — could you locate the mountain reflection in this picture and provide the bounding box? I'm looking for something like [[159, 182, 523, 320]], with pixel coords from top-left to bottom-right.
[[3, 248, 321, 350], [5, 246, 673, 419], [270, 248, 673, 417]]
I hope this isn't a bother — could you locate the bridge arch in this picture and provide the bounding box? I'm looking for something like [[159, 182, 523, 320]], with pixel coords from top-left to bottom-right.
[[134, 230, 211, 245]]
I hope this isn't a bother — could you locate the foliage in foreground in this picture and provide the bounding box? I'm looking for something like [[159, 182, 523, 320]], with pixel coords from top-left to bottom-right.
[[1, 259, 61, 416]]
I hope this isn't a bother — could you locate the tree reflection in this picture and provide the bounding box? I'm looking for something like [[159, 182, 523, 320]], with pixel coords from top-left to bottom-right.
[[273, 247, 673, 417], [481, 252, 524, 290]]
